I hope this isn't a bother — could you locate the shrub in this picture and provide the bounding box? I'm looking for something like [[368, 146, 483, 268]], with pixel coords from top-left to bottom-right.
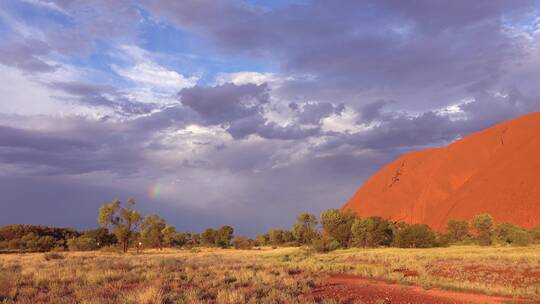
[[67, 237, 98, 251], [320, 209, 357, 248], [435, 233, 451, 247], [292, 213, 318, 245], [394, 224, 436, 248], [471, 214, 494, 246], [530, 226, 540, 244], [310, 237, 341, 253], [510, 229, 532, 246], [232, 235, 253, 249], [351, 216, 393, 247], [447, 220, 469, 243]]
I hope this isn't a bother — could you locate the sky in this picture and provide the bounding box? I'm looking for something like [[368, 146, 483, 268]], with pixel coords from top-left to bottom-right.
[[1, 0, 540, 236]]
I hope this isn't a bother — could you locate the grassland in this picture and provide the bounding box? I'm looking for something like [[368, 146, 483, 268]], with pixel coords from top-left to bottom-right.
[[1, 246, 539, 303]]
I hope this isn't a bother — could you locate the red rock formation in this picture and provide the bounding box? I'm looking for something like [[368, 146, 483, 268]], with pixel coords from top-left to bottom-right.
[[342, 112, 540, 231]]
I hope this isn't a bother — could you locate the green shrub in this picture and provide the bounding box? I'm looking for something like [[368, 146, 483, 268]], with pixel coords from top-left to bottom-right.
[[509, 229, 532, 246], [232, 235, 253, 249], [447, 220, 469, 243], [351, 216, 393, 247], [528, 226, 540, 244], [67, 237, 98, 251], [394, 224, 436, 248], [471, 214, 494, 246], [310, 237, 341, 253]]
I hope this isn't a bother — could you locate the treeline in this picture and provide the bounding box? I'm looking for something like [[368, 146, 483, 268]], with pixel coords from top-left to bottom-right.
[[1, 199, 539, 253], [255, 210, 540, 252]]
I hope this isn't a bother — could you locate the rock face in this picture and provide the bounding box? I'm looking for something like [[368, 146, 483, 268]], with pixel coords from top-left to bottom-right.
[[342, 112, 540, 231]]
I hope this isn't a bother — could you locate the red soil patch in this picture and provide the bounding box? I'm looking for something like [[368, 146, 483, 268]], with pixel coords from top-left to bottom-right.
[[342, 111, 540, 230], [308, 274, 538, 304], [430, 262, 540, 287]]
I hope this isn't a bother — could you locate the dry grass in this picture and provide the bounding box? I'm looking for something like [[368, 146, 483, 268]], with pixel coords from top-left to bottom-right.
[[1, 245, 539, 303], [268, 245, 540, 299]]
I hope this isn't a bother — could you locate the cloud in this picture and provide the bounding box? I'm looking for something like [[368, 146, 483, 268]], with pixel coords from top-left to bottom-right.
[[1, 0, 540, 236], [112, 45, 199, 93], [215, 71, 276, 86], [179, 83, 269, 125]]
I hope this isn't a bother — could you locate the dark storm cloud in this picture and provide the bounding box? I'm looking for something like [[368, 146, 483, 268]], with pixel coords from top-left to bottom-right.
[[179, 83, 323, 140], [1, 0, 540, 235], [150, 0, 535, 108], [179, 83, 269, 124], [0, 118, 150, 175], [295, 102, 344, 125]]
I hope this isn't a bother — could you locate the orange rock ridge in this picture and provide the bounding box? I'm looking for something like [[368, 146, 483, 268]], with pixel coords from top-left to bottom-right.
[[342, 111, 540, 231]]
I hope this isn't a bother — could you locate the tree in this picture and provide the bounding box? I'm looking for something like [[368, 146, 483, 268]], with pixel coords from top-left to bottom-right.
[[233, 235, 252, 249], [394, 224, 436, 248], [292, 213, 319, 245], [351, 216, 393, 247], [82, 228, 116, 247], [255, 233, 270, 246], [67, 237, 97, 251], [320, 209, 357, 248], [162, 225, 177, 247], [141, 214, 167, 249], [471, 213, 494, 246], [98, 198, 142, 253], [530, 227, 540, 244], [201, 228, 217, 246], [494, 223, 531, 246], [447, 220, 469, 243], [215, 226, 234, 248], [268, 229, 285, 246]]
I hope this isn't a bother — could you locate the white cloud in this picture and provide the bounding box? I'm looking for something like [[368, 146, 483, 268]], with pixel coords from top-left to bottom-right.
[[114, 61, 198, 90], [215, 71, 276, 86], [112, 45, 199, 99], [321, 107, 363, 134], [0, 64, 107, 116]]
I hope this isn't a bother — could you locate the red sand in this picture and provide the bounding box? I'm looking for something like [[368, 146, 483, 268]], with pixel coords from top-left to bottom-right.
[[342, 112, 540, 231], [308, 274, 537, 304]]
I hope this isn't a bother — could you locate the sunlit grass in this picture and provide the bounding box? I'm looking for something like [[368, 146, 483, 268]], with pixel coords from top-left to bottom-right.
[[1, 245, 539, 303]]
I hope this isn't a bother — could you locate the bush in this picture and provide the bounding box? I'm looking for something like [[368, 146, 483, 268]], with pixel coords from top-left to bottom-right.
[[394, 224, 436, 248], [435, 233, 451, 247], [447, 220, 469, 243], [509, 229, 532, 246], [67, 237, 98, 251], [310, 237, 341, 253], [232, 236, 253, 249], [530, 227, 540, 244], [320, 209, 357, 247], [472, 214, 494, 246], [351, 216, 393, 247]]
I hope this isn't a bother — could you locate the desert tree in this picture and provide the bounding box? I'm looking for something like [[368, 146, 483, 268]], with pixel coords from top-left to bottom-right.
[[351, 216, 393, 247], [471, 213, 494, 246], [292, 212, 319, 245], [98, 198, 142, 253], [255, 233, 270, 246], [320, 208, 357, 247], [162, 225, 177, 247], [394, 224, 436, 248], [233, 235, 252, 249], [530, 226, 540, 244], [215, 225, 234, 248], [141, 214, 167, 249], [201, 228, 217, 246], [447, 220, 469, 243]]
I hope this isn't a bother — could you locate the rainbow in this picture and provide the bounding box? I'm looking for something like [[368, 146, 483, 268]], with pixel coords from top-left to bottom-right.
[[147, 183, 163, 199]]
